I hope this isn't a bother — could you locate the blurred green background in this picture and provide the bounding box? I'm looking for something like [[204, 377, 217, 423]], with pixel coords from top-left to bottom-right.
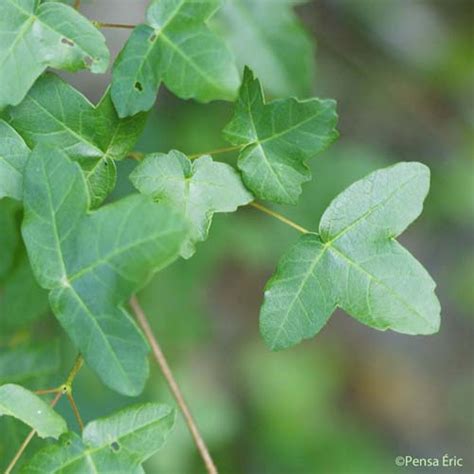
[[1, 0, 473, 473]]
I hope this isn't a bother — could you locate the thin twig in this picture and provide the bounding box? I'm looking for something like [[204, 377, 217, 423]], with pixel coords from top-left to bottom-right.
[[65, 355, 84, 387], [73, 0, 81, 10], [130, 296, 218, 474], [188, 145, 242, 160], [250, 202, 310, 234], [5, 355, 85, 473], [128, 151, 144, 161], [94, 21, 136, 29], [34, 388, 60, 395], [66, 393, 85, 432], [4, 391, 62, 474]]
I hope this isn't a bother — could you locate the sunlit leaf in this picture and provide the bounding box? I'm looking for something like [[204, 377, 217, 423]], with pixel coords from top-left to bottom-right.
[[21, 146, 189, 395], [131, 150, 253, 258], [261, 162, 441, 349], [111, 0, 240, 117], [0, 0, 109, 109], [0, 384, 67, 439], [224, 68, 338, 204]]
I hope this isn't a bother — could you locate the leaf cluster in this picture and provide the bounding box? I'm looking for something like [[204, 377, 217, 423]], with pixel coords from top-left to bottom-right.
[[0, 0, 441, 470]]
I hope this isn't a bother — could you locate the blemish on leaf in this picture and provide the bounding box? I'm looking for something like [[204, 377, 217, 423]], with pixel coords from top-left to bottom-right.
[[61, 37, 75, 47], [110, 441, 120, 452], [149, 33, 157, 43], [134, 81, 143, 92], [84, 56, 93, 67]]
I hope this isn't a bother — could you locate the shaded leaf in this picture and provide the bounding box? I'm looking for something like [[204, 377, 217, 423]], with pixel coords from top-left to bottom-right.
[[0, 384, 66, 438], [0, 0, 109, 109], [22, 146, 189, 395], [131, 150, 253, 258], [111, 0, 240, 117], [22, 403, 175, 473], [0, 199, 20, 280], [0, 341, 60, 384], [8, 73, 147, 207], [224, 68, 338, 204], [0, 252, 50, 330], [0, 120, 30, 201], [214, 0, 315, 97], [260, 162, 441, 349]]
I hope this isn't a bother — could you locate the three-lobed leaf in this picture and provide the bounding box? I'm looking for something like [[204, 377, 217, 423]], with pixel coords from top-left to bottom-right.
[[21, 146, 189, 395], [0, 384, 67, 439], [260, 162, 441, 350], [111, 0, 240, 117], [22, 403, 175, 473], [8, 73, 147, 207], [214, 0, 315, 97], [0, 0, 109, 109], [224, 68, 339, 204], [131, 150, 254, 258]]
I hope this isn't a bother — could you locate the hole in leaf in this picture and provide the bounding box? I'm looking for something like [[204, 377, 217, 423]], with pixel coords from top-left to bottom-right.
[[134, 81, 143, 92], [149, 33, 157, 43], [61, 37, 75, 47], [110, 441, 120, 452]]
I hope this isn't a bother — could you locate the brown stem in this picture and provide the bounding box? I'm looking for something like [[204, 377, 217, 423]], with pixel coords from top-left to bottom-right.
[[66, 393, 85, 432], [130, 296, 218, 474], [5, 355, 84, 473], [128, 151, 144, 161], [73, 0, 81, 10], [94, 21, 136, 29], [34, 388, 61, 395], [4, 391, 62, 474], [250, 202, 310, 234], [188, 145, 242, 160]]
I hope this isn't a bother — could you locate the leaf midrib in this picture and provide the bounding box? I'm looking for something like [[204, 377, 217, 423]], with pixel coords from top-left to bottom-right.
[[47, 414, 170, 472], [328, 244, 434, 328], [23, 95, 103, 157], [68, 226, 180, 283], [323, 172, 421, 245], [244, 84, 291, 200], [270, 239, 327, 348]]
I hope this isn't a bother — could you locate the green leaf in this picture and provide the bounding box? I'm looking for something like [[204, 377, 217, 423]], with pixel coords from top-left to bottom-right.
[[22, 403, 175, 472], [0, 120, 30, 201], [0, 199, 20, 280], [0, 341, 60, 384], [0, 0, 109, 110], [131, 150, 253, 258], [213, 0, 315, 97], [260, 162, 441, 350], [111, 0, 240, 117], [8, 73, 147, 207], [0, 384, 67, 438], [0, 252, 50, 330], [21, 146, 189, 395], [224, 68, 338, 204]]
